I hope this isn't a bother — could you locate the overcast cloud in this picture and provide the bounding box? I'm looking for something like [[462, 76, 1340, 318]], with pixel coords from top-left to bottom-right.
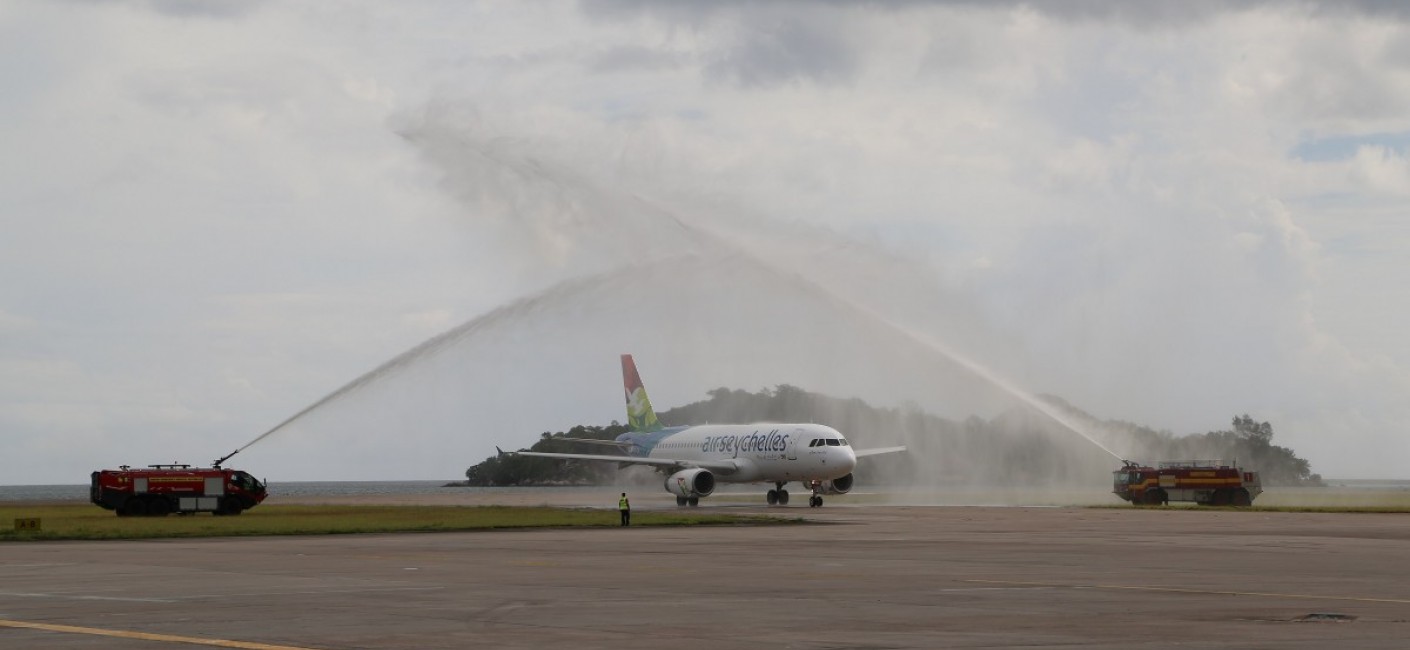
[[3, 1, 1409, 484]]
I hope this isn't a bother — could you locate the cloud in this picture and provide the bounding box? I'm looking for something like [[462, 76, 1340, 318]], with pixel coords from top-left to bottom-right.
[[4, 0, 1410, 484], [703, 11, 862, 86], [1349, 145, 1410, 195]]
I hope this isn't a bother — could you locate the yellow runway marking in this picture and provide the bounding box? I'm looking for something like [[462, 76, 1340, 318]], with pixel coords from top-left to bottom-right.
[[0, 618, 320, 649], [963, 579, 1410, 605]]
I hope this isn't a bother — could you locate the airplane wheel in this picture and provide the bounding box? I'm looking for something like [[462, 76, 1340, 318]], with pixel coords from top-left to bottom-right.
[[676, 496, 687, 507], [777, 490, 789, 506], [766, 490, 779, 505], [810, 496, 823, 507], [687, 497, 699, 507]]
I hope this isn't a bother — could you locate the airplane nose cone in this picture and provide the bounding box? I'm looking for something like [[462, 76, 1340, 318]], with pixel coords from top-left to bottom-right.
[[838, 448, 857, 474]]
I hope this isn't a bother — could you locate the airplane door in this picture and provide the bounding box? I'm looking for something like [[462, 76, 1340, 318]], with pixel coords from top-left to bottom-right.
[[787, 429, 801, 460]]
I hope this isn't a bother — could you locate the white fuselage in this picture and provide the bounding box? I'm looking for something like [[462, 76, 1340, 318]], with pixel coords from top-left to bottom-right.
[[628, 422, 857, 484]]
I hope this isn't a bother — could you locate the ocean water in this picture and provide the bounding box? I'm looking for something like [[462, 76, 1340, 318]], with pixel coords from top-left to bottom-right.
[[0, 480, 462, 502], [6, 480, 1407, 506]]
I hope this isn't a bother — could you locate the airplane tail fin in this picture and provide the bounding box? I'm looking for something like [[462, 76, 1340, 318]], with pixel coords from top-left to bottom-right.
[[621, 354, 663, 432]]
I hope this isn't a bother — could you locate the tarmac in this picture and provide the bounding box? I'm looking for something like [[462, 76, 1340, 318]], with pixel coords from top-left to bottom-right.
[[3, 492, 1409, 649]]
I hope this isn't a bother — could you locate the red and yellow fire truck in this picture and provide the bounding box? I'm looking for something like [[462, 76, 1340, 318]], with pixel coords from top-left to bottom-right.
[[90, 464, 268, 516], [1113, 460, 1261, 506]]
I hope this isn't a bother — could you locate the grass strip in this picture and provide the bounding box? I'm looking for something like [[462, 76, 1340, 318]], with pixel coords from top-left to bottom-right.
[[0, 504, 800, 541]]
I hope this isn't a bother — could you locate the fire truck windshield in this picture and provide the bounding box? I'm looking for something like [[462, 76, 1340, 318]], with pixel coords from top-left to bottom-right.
[[232, 472, 264, 491], [1114, 471, 1140, 485]]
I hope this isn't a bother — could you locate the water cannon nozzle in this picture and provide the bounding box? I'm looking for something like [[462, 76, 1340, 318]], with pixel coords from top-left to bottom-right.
[[213, 448, 242, 468]]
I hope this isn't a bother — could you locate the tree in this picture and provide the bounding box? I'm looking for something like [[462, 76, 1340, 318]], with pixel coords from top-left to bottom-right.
[[462, 389, 1324, 488]]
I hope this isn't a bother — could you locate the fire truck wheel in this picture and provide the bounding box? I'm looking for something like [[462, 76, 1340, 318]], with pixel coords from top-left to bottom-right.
[[146, 498, 170, 517], [1145, 489, 1167, 506], [123, 499, 148, 516], [1232, 489, 1252, 507]]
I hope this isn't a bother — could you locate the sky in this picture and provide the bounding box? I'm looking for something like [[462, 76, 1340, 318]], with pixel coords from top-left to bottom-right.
[[3, 0, 1409, 484]]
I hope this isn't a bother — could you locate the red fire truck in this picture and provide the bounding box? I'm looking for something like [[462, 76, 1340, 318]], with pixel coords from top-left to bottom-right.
[[90, 464, 268, 516], [1113, 460, 1261, 506]]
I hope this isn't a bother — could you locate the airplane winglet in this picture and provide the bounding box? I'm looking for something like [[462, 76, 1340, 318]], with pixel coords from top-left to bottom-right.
[[495, 446, 506, 457]]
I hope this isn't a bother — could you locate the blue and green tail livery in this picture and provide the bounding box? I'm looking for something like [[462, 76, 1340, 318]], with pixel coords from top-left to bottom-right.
[[621, 354, 662, 432]]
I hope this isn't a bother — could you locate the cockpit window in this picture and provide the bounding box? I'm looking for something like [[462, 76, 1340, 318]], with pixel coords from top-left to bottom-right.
[[826, 438, 840, 446], [839, 438, 849, 446]]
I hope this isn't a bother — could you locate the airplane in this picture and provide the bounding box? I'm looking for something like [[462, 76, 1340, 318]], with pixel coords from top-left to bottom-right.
[[507, 355, 906, 507]]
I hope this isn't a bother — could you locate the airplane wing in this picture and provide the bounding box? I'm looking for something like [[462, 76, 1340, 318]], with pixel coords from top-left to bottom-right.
[[854, 445, 908, 458], [511, 451, 743, 475], [549, 437, 635, 449]]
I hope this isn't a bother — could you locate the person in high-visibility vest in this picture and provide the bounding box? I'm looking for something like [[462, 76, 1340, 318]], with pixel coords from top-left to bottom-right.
[[618, 493, 630, 526]]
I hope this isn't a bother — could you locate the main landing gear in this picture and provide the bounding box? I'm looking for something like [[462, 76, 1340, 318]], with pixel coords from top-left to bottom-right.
[[766, 482, 790, 506], [675, 496, 700, 507]]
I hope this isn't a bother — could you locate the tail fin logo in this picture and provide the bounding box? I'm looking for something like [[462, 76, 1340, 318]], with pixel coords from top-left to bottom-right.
[[621, 354, 662, 432]]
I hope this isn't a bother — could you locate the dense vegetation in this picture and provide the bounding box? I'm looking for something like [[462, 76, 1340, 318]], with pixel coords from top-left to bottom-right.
[[465, 386, 1322, 488], [467, 424, 631, 486]]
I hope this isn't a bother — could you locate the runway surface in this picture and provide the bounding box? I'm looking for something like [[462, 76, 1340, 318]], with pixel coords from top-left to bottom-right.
[[3, 496, 1409, 649]]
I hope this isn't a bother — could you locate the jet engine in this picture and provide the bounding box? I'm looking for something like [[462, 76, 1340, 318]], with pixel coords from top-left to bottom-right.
[[822, 473, 854, 494], [665, 468, 715, 498]]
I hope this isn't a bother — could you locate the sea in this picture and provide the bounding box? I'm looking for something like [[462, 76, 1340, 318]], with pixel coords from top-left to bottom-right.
[[0, 481, 462, 502], [5, 479, 1407, 506]]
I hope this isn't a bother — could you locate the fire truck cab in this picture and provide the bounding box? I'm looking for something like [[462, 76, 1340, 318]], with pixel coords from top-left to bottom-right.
[[90, 464, 268, 516], [1113, 460, 1261, 506]]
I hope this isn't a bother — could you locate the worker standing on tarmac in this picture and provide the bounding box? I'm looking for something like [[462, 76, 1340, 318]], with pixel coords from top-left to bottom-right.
[[619, 492, 630, 527]]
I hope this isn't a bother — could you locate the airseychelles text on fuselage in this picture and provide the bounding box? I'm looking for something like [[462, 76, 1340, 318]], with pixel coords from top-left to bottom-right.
[[700, 429, 788, 455]]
